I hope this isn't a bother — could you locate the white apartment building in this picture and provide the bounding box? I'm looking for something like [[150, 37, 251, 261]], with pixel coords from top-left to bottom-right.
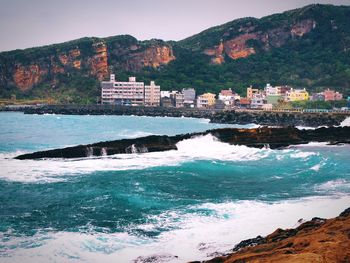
[[101, 74, 144, 105], [265, 83, 280, 96], [160, 91, 171, 98], [250, 93, 266, 109], [218, 88, 240, 108], [196, 95, 209, 108], [145, 81, 160, 106]]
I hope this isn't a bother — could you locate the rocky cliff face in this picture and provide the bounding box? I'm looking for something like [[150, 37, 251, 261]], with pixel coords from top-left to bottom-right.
[[88, 42, 109, 81], [203, 19, 316, 64], [126, 44, 175, 71], [1, 4, 349, 100], [13, 64, 47, 91], [0, 37, 175, 92]]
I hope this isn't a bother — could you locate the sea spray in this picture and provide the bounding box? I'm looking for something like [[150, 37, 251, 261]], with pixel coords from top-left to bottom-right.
[[1, 113, 350, 263]]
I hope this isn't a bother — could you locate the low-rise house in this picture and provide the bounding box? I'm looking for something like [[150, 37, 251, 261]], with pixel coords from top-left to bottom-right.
[[323, 88, 343, 101], [285, 88, 309, 102], [182, 88, 196, 107], [311, 93, 325, 101], [160, 91, 171, 98], [197, 93, 216, 108], [160, 97, 173, 107], [160, 90, 172, 107], [335, 92, 343, 100], [197, 95, 209, 108], [247, 86, 259, 99], [238, 98, 251, 109], [175, 93, 185, 108], [278, 85, 292, 96], [251, 93, 266, 109], [219, 88, 238, 108], [170, 91, 184, 108], [265, 83, 280, 96]]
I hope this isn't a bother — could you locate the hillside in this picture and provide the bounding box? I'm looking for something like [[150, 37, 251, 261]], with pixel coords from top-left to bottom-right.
[[1, 4, 350, 103]]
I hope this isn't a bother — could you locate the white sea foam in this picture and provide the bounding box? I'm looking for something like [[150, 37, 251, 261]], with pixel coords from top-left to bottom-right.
[[1, 195, 349, 263], [0, 133, 343, 183], [0, 134, 272, 183], [310, 163, 321, 171], [292, 142, 330, 147], [117, 130, 154, 138], [295, 126, 316, 130], [290, 151, 317, 159], [315, 179, 350, 192], [340, 116, 350, 127]]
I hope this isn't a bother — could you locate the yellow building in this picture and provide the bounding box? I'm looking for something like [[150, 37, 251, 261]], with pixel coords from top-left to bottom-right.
[[286, 88, 309, 102], [197, 93, 216, 108], [247, 86, 259, 99], [201, 92, 216, 106]]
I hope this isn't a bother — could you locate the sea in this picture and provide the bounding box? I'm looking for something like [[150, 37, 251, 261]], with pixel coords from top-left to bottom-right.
[[0, 112, 349, 263]]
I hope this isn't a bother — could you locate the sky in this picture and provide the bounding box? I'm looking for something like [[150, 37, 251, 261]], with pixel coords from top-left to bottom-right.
[[0, 0, 350, 51]]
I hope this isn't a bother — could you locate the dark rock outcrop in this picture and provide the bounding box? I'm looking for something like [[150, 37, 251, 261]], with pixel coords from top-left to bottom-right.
[[210, 111, 348, 127], [15, 126, 350, 160]]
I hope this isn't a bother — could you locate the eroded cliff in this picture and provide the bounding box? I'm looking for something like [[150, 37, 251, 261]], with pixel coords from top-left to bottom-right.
[[1, 37, 175, 91], [203, 19, 316, 64], [1, 4, 350, 101]]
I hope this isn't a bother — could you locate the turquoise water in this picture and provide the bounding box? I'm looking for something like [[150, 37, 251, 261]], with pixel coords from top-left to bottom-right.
[[0, 112, 349, 262]]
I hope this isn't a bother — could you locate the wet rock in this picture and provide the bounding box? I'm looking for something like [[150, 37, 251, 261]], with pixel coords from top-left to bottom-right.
[[15, 126, 350, 160], [133, 253, 178, 263], [340, 207, 350, 217], [231, 235, 266, 252]]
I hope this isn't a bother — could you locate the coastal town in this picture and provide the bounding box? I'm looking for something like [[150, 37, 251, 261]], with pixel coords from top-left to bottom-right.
[[101, 74, 349, 111]]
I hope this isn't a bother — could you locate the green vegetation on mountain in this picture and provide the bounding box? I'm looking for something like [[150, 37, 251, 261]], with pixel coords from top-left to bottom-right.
[[0, 4, 350, 103]]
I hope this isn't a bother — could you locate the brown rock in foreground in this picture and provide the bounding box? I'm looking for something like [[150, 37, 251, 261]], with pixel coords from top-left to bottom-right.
[[198, 208, 350, 263]]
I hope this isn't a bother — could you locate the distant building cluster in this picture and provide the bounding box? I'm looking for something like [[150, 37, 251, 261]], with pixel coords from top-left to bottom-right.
[[101, 74, 345, 109], [241, 85, 344, 110], [244, 84, 310, 110]]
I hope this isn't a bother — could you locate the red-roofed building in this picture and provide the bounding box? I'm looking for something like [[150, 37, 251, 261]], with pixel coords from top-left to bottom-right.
[[323, 89, 343, 101], [238, 98, 251, 108]]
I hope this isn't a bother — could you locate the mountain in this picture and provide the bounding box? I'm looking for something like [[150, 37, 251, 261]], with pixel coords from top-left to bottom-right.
[[1, 4, 350, 103]]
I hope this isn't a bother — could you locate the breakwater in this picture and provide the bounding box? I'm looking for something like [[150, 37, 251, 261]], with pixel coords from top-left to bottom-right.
[[3, 104, 349, 127], [15, 126, 350, 159]]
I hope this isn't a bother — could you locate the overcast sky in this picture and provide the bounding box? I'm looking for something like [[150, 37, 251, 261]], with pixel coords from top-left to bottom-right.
[[0, 0, 349, 51]]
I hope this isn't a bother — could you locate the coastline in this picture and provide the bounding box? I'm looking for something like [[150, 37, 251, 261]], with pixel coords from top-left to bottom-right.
[[1, 104, 349, 127], [1, 111, 350, 262]]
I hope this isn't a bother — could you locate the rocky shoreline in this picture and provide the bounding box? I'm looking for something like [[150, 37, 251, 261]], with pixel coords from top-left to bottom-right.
[[15, 126, 350, 160], [1, 104, 349, 127], [193, 207, 350, 263]]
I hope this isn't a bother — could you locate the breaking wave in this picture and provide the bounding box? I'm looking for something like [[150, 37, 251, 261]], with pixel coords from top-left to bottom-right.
[[0, 134, 273, 183], [1, 134, 329, 183], [1, 195, 349, 263]]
